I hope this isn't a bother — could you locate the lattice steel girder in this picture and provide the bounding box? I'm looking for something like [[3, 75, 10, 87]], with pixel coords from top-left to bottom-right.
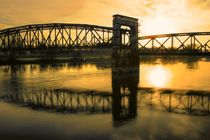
[[139, 32, 210, 40], [138, 32, 210, 53], [0, 23, 130, 49]]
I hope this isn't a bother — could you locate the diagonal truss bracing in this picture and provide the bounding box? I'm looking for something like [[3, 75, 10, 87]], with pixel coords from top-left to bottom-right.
[[138, 32, 210, 54], [0, 23, 130, 50]]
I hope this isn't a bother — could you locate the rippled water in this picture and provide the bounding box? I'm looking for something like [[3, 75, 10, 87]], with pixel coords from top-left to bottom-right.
[[0, 56, 210, 140]]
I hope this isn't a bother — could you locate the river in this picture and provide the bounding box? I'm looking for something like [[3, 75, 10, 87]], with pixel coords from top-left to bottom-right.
[[0, 56, 210, 140]]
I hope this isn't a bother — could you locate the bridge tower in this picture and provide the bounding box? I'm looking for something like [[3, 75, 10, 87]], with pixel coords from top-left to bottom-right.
[[113, 14, 139, 50], [112, 15, 139, 67]]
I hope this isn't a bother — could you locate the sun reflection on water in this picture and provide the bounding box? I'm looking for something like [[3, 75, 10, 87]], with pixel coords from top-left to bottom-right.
[[148, 65, 172, 88]]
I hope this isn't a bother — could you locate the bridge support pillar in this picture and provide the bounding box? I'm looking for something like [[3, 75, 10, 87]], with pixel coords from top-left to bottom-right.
[[111, 16, 140, 124]]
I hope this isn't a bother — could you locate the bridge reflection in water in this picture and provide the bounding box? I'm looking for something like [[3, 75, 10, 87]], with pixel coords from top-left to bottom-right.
[[1, 87, 210, 126], [1, 56, 210, 127]]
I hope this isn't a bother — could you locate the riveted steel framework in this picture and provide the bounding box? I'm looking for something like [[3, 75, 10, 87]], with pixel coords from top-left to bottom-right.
[[0, 23, 130, 50], [1, 23, 210, 55], [138, 32, 210, 54]]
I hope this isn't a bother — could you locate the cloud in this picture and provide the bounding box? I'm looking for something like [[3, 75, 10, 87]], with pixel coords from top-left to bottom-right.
[[0, 0, 156, 27], [140, 0, 210, 33], [188, 0, 210, 9], [0, 0, 210, 33], [0, 0, 85, 25], [0, 23, 8, 29]]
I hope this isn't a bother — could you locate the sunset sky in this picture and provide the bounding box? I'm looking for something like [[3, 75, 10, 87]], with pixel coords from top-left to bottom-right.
[[0, 0, 210, 35]]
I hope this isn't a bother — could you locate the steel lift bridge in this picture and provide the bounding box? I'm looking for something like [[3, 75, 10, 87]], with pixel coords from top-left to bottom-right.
[[0, 14, 210, 54]]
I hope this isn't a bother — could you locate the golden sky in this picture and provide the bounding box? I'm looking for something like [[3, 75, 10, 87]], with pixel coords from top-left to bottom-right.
[[0, 0, 210, 35]]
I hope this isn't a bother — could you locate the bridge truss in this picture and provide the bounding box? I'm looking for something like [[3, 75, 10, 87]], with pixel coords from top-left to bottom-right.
[[138, 32, 210, 54], [0, 23, 130, 50], [1, 23, 210, 55]]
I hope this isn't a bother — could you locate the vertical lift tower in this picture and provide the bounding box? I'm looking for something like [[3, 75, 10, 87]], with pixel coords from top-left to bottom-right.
[[112, 14, 139, 66], [113, 14, 138, 50]]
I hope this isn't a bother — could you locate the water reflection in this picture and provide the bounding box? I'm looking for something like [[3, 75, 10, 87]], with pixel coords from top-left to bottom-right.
[[0, 62, 111, 75], [1, 56, 210, 139], [0, 62, 112, 93], [140, 57, 210, 91], [148, 65, 172, 88], [140, 56, 203, 70], [111, 52, 139, 126], [1, 57, 210, 91], [1, 88, 209, 118], [1, 56, 210, 128], [0, 56, 206, 75]]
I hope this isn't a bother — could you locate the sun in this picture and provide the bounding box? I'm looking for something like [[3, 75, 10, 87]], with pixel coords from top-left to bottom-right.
[[141, 15, 178, 35]]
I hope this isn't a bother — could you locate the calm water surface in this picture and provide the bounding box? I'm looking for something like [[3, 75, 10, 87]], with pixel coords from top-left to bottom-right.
[[0, 56, 210, 140]]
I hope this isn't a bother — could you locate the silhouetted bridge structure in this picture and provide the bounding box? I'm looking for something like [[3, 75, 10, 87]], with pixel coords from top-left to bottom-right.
[[0, 23, 117, 49], [0, 15, 210, 55], [139, 32, 210, 54], [1, 88, 210, 116]]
